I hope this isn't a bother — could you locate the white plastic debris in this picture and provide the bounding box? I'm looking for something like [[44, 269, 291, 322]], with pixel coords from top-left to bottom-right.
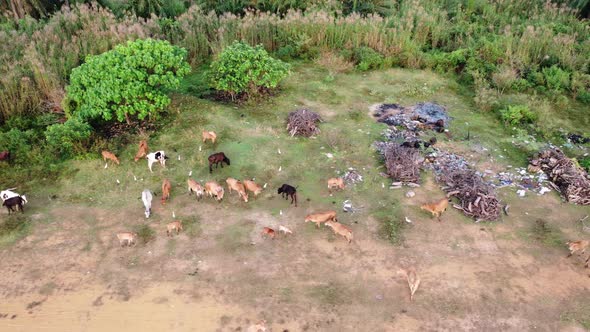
[[278, 149, 281, 154], [178, 155, 181, 160], [517, 189, 526, 197], [116, 179, 120, 184], [278, 166, 282, 172], [263, 183, 268, 189], [405, 217, 412, 223], [104, 163, 108, 169], [189, 170, 192, 176], [279, 210, 283, 216], [538, 187, 551, 195], [343, 200, 353, 212], [134, 176, 137, 181], [172, 211, 176, 218], [199, 145, 202, 152], [405, 191, 415, 198], [325, 153, 334, 159]]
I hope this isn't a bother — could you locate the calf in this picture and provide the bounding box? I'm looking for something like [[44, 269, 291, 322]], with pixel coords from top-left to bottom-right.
[[279, 225, 293, 235], [2, 196, 24, 214], [202, 130, 217, 144], [187, 179, 204, 200], [134, 140, 149, 162], [142, 189, 153, 218], [277, 184, 297, 206], [226, 178, 248, 202], [261, 227, 276, 239], [166, 221, 183, 236], [116, 232, 138, 247], [304, 211, 337, 228], [420, 198, 448, 221], [161, 179, 171, 204], [327, 177, 345, 193], [567, 240, 590, 268], [325, 220, 353, 243], [208, 152, 230, 173], [243, 179, 262, 197], [146, 151, 168, 172], [205, 181, 224, 201], [101, 150, 120, 166], [0, 150, 10, 161]]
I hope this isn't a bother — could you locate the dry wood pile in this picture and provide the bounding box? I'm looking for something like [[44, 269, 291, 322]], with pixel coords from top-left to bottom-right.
[[437, 168, 501, 221], [286, 109, 323, 137], [529, 148, 590, 205], [384, 145, 423, 182]]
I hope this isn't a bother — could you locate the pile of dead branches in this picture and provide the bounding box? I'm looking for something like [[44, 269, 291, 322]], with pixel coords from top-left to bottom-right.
[[530, 148, 590, 205], [437, 168, 501, 221], [286, 109, 323, 137], [384, 145, 423, 182]]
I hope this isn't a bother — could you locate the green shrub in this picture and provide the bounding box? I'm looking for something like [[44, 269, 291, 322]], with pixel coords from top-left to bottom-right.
[[511, 78, 532, 92], [498, 105, 537, 127], [577, 91, 590, 105], [44, 118, 93, 159], [580, 157, 590, 172], [66, 39, 191, 124], [425, 49, 468, 73], [353, 47, 384, 71], [0, 128, 36, 164], [209, 41, 290, 100], [542, 65, 570, 92]]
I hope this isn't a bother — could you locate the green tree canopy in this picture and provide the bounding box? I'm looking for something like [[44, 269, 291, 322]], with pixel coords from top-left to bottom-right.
[[209, 41, 290, 100], [66, 39, 190, 124]]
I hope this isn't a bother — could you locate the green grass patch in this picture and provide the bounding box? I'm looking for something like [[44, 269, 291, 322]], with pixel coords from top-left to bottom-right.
[[373, 205, 404, 245], [133, 224, 156, 245], [0, 215, 31, 248]]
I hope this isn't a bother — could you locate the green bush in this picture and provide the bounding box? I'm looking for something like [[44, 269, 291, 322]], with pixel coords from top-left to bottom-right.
[[0, 128, 36, 164], [542, 65, 570, 92], [580, 157, 590, 172], [134, 224, 156, 244], [44, 118, 93, 159], [425, 49, 468, 73], [498, 105, 538, 127], [353, 47, 384, 71], [209, 41, 290, 100], [66, 39, 191, 124], [577, 91, 590, 105]]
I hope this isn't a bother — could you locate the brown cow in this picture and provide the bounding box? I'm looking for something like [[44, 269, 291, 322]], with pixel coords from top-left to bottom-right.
[[325, 220, 353, 243], [327, 177, 345, 193], [420, 198, 448, 221], [304, 211, 337, 228], [134, 140, 149, 162], [166, 221, 183, 236], [205, 181, 224, 201], [116, 232, 138, 247], [202, 131, 217, 144], [102, 150, 120, 166], [243, 180, 263, 197], [261, 227, 276, 239], [161, 179, 171, 204], [226, 178, 248, 202], [187, 179, 204, 200]]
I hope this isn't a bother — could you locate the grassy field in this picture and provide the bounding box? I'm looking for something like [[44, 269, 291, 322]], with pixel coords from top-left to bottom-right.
[[1, 65, 590, 331]]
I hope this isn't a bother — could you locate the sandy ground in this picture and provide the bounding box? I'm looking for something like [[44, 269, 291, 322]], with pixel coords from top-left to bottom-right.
[[1, 180, 589, 332]]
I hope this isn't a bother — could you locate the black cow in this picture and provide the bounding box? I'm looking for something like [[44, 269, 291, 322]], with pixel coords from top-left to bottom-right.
[[3, 196, 24, 214], [278, 184, 297, 207], [208, 152, 231, 173]]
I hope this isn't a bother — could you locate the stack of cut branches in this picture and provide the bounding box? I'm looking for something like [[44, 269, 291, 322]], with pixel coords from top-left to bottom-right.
[[530, 148, 590, 205], [437, 168, 501, 221], [286, 109, 323, 137], [384, 145, 423, 183]]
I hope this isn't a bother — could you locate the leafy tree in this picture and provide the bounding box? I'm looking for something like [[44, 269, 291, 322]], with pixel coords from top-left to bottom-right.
[[66, 39, 190, 124], [209, 41, 290, 100], [44, 117, 92, 158]]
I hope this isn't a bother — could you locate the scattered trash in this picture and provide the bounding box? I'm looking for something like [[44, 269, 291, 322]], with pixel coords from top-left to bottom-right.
[[343, 169, 363, 185], [405, 191, 415, 198], [178, 155, 181, 160], [189, 170, 192, 177], [116, 179, 120, 184], [405, 216, 412, 223], [325, 153, 334, 159], [517, 190, 526, 197], [278, 148, 281, 154], [538, 187, 551, 195], [343, 200, 354, 212]]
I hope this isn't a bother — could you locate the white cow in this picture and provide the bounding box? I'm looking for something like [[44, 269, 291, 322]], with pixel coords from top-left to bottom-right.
[[142, 189, 153, 218], [1, 189, 26, 204], [146, 151, 168, 172]]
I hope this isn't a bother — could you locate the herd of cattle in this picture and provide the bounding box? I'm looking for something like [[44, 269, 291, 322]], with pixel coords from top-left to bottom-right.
[[2, 130, 589, 269]]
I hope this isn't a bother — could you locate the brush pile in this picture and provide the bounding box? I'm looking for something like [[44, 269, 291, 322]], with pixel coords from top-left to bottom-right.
[[430, 151, 501, 221], [529, 148, 590, 205], [286, 109, 323, 137], [383, 145, 423, 183]]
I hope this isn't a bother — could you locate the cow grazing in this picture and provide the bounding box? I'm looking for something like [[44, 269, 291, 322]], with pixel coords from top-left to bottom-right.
[[243, 179, 262, 197], [142, 189, 153, 218], [208, 152, 230, 173], [117, 232, 138, 247], [261, 227, 276, 239], [134, 140, 149, 162], [327, 177, 345, 193], [226, 178, 248, 202], [278, 184, 297, 206], [567, 240, 589, 268], [304, 211, 337, 228], [1, 189, 24, 202], [146, 151, 168, 172], [167, 221, 183, 236], [279, 225, 293, 236], [0, 150, 10, 161], [420, 198, 449, 221], [205, 181, 224, 201], [161, 179, 171, 204], [2, 196, 25, 214], [187, 179, 204, 200], [202, 131, 217, 144], [325, 220, 353, 243], [399, 268, 421, 301], [101, 150, 120, 166]]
